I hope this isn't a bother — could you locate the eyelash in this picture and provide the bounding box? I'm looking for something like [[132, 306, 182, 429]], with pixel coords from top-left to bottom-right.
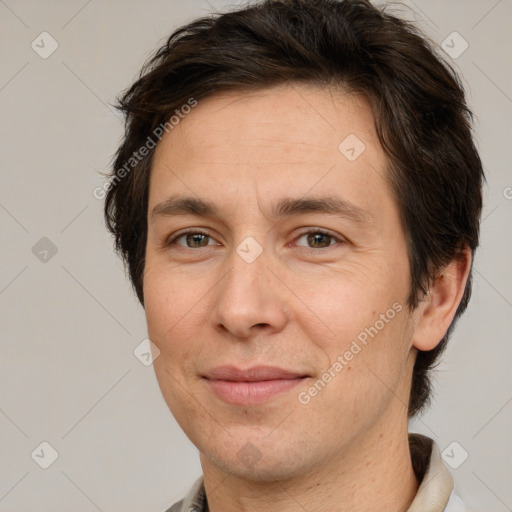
[[166, 228, 345, 250]]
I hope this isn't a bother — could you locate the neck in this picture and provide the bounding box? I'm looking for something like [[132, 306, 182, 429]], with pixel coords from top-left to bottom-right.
[[201, 409, 419, 512]]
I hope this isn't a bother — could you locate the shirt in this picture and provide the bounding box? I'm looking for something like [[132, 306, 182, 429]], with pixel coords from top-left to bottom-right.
[[164, 433, 466, 512]]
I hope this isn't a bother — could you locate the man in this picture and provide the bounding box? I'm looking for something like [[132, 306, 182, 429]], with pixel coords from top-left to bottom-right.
[[104, 0, 483, 510]]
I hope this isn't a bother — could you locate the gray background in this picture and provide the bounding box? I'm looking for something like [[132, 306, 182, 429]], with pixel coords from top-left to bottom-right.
[[0, 0, 510, 511]]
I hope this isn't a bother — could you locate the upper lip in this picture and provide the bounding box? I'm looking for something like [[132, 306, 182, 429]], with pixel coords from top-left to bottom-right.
[[203, 365, 307, 382]]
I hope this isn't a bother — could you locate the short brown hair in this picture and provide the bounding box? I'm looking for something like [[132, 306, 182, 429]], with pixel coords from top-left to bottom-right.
[[104, 0, 484, 418]]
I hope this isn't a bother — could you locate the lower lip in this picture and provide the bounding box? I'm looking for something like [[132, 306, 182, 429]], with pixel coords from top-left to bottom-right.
[[205, 378, 306, 405]]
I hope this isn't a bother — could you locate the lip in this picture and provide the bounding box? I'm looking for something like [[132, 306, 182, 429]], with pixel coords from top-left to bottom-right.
[[203, 365, 308, 405]]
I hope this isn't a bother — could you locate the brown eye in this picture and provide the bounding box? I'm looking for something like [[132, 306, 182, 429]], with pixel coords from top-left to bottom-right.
[[295, 230, 341, 249], [306, 232, 333, 248], [185, 233, 210, 247], [171, 231, 215, 248]]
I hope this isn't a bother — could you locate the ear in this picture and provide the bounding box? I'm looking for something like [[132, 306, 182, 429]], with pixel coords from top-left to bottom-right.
[[413, 247, 472, 351]]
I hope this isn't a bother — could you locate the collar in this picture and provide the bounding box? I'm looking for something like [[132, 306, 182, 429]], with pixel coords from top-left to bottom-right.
[[407, 433, 455, 511], [166, 433, 457, 512]]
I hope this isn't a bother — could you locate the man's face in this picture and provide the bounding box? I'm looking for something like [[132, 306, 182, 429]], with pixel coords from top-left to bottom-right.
[[144, 84, 419, 480]]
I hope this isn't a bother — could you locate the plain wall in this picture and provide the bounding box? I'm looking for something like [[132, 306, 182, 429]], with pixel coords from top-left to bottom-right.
[[1, 1, 511, 510]]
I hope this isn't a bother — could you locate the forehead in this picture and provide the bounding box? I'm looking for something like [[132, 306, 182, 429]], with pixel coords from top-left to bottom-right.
[[157, 83, 378, 160], [149, 83, 392, 220]]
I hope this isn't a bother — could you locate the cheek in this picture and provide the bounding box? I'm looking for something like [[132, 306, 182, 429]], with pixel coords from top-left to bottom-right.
[[143, 273, 172, 346], [144, 268, 206, 423], [144, 257, 196, 323], [143, 262, 221, 395], [144, 265, 195, 356], [301, 310, 413, 435], [297, 272, 413, 415], [295, 265, 407, 350]]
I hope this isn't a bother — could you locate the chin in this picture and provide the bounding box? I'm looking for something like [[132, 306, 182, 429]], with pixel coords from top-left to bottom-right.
[[200, 439, 319, 482]]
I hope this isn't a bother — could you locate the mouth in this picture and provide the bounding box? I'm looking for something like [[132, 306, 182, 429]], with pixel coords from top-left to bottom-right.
[[202, 365, 309, 405]]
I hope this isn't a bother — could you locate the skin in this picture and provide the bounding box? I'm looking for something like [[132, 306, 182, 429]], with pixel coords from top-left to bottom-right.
[[143, 83, 471, 512]]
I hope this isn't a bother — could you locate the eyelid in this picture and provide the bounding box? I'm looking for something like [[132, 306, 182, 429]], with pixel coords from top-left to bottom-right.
[[292, 227, 345, 248], [165, 228, 220, 247], [165, 227, 346, 249]]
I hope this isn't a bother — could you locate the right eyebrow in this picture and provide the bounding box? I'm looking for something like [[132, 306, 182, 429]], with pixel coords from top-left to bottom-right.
[[150, 196, 218, 219]]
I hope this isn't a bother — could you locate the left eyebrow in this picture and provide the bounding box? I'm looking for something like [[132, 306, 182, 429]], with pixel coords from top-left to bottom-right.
[[150, 195, 373, 224], [271, 196, 373, 224]]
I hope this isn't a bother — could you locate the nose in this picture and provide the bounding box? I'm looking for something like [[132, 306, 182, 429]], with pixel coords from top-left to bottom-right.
[[211, 245, 288, 339]]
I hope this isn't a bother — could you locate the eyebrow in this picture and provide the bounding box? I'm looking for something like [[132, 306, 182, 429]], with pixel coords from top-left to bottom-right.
[[150, 195, 373, 224]]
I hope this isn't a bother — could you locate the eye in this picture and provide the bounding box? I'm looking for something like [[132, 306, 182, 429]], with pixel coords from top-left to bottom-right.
[[294, 229, 343, 249], [165, 228, 344, 251], [168, 230, 219, 248]]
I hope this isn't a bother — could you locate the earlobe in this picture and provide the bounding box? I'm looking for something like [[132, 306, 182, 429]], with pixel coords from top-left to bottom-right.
[[412, 247, 472, 352]]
